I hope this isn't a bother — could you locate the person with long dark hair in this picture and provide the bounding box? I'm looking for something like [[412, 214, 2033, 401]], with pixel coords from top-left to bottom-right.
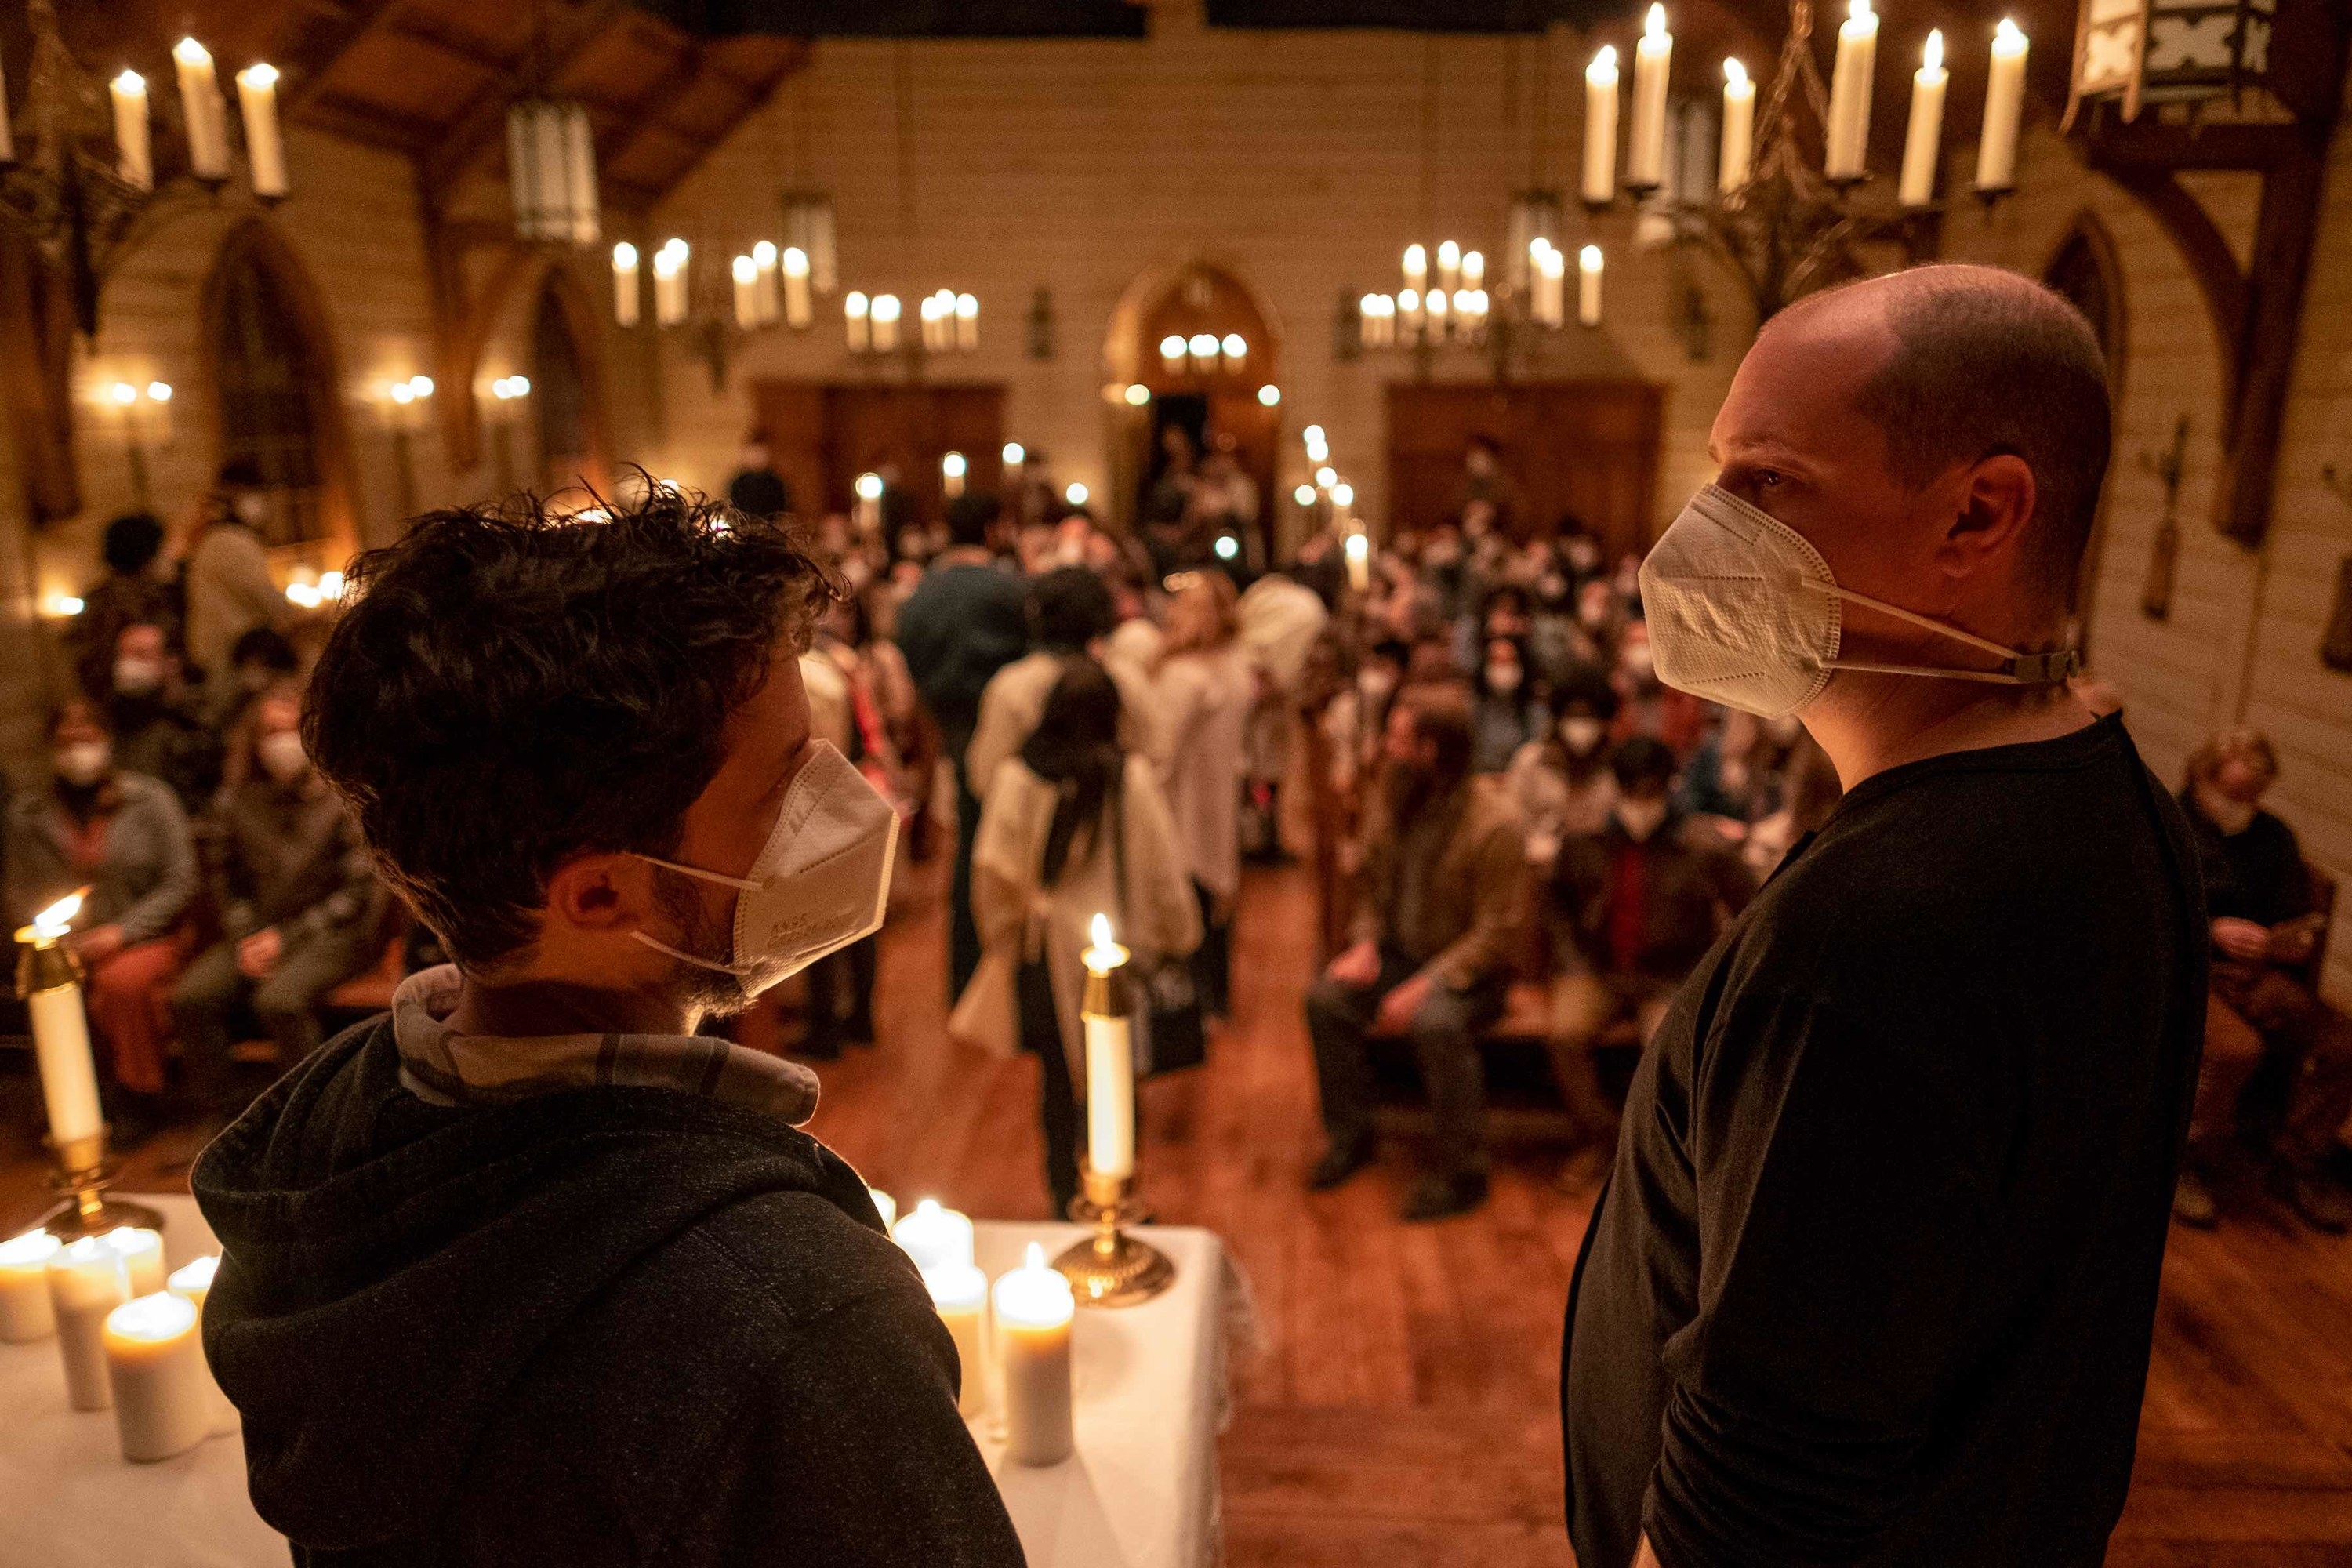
[[970, 656, 1199, 1216]]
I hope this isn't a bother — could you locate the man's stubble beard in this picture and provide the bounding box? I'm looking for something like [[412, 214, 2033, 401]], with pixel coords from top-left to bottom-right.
[[649, 862, 755, 1020]]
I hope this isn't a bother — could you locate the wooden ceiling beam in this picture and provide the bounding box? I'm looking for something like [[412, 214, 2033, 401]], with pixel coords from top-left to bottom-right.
[[379, 9, 521, 71], [2085, 118, 2318, 174], [291, 89, 447, 151], [280, 0, 405, 117]]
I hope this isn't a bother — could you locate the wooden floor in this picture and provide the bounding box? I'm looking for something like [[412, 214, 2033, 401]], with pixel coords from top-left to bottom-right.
[[5, 863, 2351, 1565]]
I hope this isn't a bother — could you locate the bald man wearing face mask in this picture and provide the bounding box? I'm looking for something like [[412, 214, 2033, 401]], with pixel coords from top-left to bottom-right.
[[1559, 266, 2206, 1568]]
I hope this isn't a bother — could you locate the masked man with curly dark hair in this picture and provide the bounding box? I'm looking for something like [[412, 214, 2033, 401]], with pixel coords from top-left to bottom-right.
[[192, 489, 1024, 1567]]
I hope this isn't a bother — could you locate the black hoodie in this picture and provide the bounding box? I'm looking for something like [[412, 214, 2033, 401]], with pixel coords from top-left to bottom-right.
[[193, 1017, 1025, 1567]]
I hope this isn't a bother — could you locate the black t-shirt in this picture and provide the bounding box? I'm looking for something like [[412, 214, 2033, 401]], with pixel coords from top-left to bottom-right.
[[1561, 715, 2206, 1568], [2179, 793, 2308, 929]]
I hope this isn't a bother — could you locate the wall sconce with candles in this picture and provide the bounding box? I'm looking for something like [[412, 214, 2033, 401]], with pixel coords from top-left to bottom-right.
[[100, 379, 172, 506], [383, 374, 434, 521], [485, 375, 531, 494]]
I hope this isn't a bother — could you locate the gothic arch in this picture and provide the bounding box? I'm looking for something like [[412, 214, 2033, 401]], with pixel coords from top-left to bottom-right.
[[2042, 209, 2130, 648]]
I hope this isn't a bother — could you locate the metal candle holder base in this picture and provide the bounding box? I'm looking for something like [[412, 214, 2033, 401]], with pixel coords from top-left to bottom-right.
[[1054, 1164, 1174, 1308], [42, 1130, 163, 1241]]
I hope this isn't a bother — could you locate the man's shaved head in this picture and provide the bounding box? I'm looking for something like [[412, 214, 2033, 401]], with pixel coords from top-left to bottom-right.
[[1772, 264, 2111, 611]]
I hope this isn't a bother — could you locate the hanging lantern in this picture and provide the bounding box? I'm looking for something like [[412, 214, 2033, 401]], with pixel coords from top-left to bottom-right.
[[2067, 0, 2273, 126], [508, 99, 599, 245], [781, 191, 837, 295]]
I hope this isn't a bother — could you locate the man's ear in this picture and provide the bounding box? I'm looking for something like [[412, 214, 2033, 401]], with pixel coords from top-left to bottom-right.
[[1937, 453, 2036, 579], [543, 852, 648, 938]]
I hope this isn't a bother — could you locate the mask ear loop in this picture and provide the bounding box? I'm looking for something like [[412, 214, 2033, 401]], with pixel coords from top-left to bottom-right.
[[1807, 581, 2082, 686], [632, 853, 760, 893]]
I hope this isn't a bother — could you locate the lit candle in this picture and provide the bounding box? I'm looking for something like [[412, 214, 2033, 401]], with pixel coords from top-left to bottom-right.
[[891, 1198, 974, 1273], [1720, 59, 1756, 192], [1398, 287, 1422, 343], [167, 1255, 239, 1434], [924, 1262, 989, 1416], [1435, 239, 1461, 294], [942, 450, 967, 499], [1160, 334, 1185, 373], [752, 240, 779, 324], [1221, 332, 1246, 371], [1825, 0, 1879, 181], [1900, 31, 1949, 209], [1582, 46, 1619, 205], [1579, 245, 1605, 328], [1534, 241, 1565, 327], [1628, 5, 1674, 190], [172, 38, 230, 181], [956, 292, 978, 351], [871, 293, 901, 352], [1402, 242, 1427, 296], [112, 70, 152, 191], [1461, 249, 1484, 292], [845, 290, 870, 352], [1003, 441, 1025, 472], [731, 254, 759, 330], [48, 1236, 131, 1410], [782, 246, 812, 328], [107, 1226, 166, 1296], [652, 240, 688, 327], [611, 242, 640, 328], [1344, 532, 1370, 593], [1189, 332, 1218, 373], [20, 895, 104, 1157], [1425, 286, 1450, 339], [1976, 18, 2029, 194], [919, 292, 943, 351], [0, 1229, 59, 1342], [866, 1187, 897, 1231], [993, 1243, 1074, 1466], [103, 1292, 212, 1462], [1081, 913, 1135, 1182], [235, 64, 287, 198], [853, 471, 883, 535]]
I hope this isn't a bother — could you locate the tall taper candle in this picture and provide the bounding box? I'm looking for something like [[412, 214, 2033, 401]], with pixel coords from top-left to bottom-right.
[[22, 895, 103, 1151], [1628, 5, 1674, 191], [993, 1243, 1075, 1466], [1825, 0, 1879, 181], [1080, 913, 1135, 1181], [1582, 47, 1620, 205], [1719, 59, 1755, 193], [0, 1230, 59, 1341], [236, 64, 289, 198], [612, 243, 640, 328], [172, 38, 231, 181], [1976, 19, 2029, 194], [1578, 245, 1605, 328], [1899, 31, 1949, 208], [104, 1293, 212, 1462], [782, 247, 812, 328], [112, 71, 152, 191], [49, 1236, 131, 1410]]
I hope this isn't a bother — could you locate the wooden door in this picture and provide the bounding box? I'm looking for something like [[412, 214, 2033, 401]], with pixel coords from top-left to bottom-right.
[[747, 380, 1006, 524], [1385, 381, 1664, 563]]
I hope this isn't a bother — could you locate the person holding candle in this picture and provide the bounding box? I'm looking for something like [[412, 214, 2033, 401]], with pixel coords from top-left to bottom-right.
[[1563, 265, 2201, 1568], [190, 488, 1022, 1567], [970, 658, 1200, 1214]]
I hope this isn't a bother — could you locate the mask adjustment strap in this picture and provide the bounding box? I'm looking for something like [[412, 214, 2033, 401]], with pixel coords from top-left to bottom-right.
[[1811, 581, 2081, 687], [632, 852, 760, 893]]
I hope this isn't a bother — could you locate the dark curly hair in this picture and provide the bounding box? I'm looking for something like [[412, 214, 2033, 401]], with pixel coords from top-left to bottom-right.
[[302, 486, 831, 971]]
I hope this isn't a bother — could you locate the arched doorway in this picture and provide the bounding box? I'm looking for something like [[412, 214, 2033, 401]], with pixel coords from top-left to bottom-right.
[[2042, 212, 2128, 651], [1105, 260, 1282, 572], [202, 220, 358, 555]]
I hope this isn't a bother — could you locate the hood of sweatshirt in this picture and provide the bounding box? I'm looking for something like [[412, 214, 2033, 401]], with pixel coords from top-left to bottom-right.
[[191, 1017, 882, 1552]]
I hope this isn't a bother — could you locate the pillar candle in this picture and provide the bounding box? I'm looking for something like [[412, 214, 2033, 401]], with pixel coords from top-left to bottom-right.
[[234, 64, 286, 198], [107, 1226, 166, 1297], [1080, 914, 1135, 1181], [925, 1262, 989, 1417], [1461, 249, 1484, 293], [1582, 47, 1620, 205], [611, 243, 640, 328], [782, 247, 812, 328], [49, 1236, 132, 1410], [111, 70, 151, 192], [866, 1187, 898, 1232], [168, 1254, 239, 1434], [1398, 288, 1422, 343], [1976, 19, 2029, 194], [1899, 31, 1949, 208], [1435, 240, 1460, 295], [0, 1229, 59, 1341], [891, 1199, 974, 1273], [653, 243, 688, 327], [1719, 59, 1756, 193], [104, 1293, 212, 1462], [993, 1244, 1074, 1466], [172, 38, 230, 181], [1579, 245, 1605, 328], [1628, 5, 1674, 190], [1825, 0, 1878, 181]]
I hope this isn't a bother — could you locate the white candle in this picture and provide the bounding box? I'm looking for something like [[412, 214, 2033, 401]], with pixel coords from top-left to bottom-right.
[[48, 1236, 131, 1410], [1579, 245, 1605, 328], [1534, 243, 1564, 327], [0, 1229, 59, 1341], [1976, 18, 2029, 194], [611, 242, 640, 328], [1402, 243, 1427, 296], [1081, 913, 1136, 1181], [846, 290, 871, 352], [1435, 240, 1461, 295], [731, 254, 758, 330], [107, 1226, 166, 1297], [891, 1198, 974, 1273], [924, 1262, 989, 1417], [1461, 250, 1484, 292], [1628, 5, 1674, 190], [168, 1254, 239, 1434], [943, 451, 967, 499], [112, 70, 152, 191], [871, 293, 901, 352], [1345, 532, 1370, 593], [235, 64, 288, 198], [652, 241, 688, 327], [104, 1292, 212, 1462], [866, 1187, 897, 1231], [1900, 31, 1949, 208], [956, 292, 978, 351], [993, 1243, 1074, 1466], [1398, 288, 1422, 343], [22, 896, 103, 1150], [1582, 46, 1620, 205], [1720, 59, 1756, 193], [782, 247, 812, 328], [752, 241, 779, 325], [173, 38, 230, 181], [1825, 0, 1879, 181]]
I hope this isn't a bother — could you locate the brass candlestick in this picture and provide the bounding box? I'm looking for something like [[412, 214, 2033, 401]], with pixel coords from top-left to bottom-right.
[[16, 910, 162, 1241], [1054, 1161, 1174, 1308]]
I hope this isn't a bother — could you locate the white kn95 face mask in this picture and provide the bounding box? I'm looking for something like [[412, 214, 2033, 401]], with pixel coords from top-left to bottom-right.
[[1638, 483, 2080, 720]]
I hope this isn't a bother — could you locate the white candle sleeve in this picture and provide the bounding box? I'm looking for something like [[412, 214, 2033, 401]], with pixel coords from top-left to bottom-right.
[[29, 980, 105, 1147]]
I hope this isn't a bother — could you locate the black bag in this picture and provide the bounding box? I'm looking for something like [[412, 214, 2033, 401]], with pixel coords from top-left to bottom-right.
[[1112, 787, 1207, 1078]]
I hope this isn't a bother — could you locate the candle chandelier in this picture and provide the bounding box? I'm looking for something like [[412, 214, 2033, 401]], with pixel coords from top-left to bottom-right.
[[0, 0, 290, 339]]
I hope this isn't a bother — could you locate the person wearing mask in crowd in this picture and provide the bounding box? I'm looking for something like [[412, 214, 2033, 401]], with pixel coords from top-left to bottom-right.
[[1305, 684, 1525, 1221], [1505, 662, 1621, 871], [1563, 264, 2205, 1568], [967, 566, 1170, 793], [1151, 570, 1254, 1023], [1544, 737, 1753, 1169], [1469, 634, 1540, 775], [970, 659, 1200, 1216], [170, 684, 382, 1124], [187, 459, 297, 713], [1570, 575, 1624, 666], [1353, 639, 1410, 775], [106, 620, 222, 810], [68, 511, 182, 702], [1455, 434, 1520, 541], [212, 624, 304, 740], [1558, 519, 1605, 585], [5, 699, 198, 1140], [724, 429, 793, 521], [194, 490, 1023, 1566], [2172, 728, 2352, 1231], [1454, 583, 1534, 676], [895, 492, 1029, 996]]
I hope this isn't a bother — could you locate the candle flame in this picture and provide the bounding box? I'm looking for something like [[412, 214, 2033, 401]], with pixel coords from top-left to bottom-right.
[[106, 1290, 197, 1342], [1025, 1242, 1046, 1270], [1090, 913, 1114, 949], [731, 253, 757, 283], [34, 892, 83, 941], [612, 241, 637, 268], [1591, 44, 1617, 72], [1994, 16, 2027, 51], [1923, 29, 1945, 71], [1849, 0, 1872, 21], [1581, 244, 1605, 270], [240, 62, 279, 89], [1344, 532, 1370, 563], [1646, 4, 1667, 39], [113, 69, 145, 95], [1724, 56, 1748, 86], [916, 1197, 942, 1217], [782, 245, 809, 275], [173, 36, 212, 65]]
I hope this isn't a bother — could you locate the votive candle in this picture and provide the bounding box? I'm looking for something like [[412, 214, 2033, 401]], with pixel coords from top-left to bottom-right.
[[0, 1229, 60, 1341], [103, 1292, 212, 1462], [925, 1261, 989, 1417], [993, 1243, 1074, 1466], [892, 1198, 974, 1273], [49, 1236, 132, 1410], [108, 1226, 166, 1297]]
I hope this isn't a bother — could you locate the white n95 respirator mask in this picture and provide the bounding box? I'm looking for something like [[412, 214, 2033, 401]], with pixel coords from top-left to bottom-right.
[[630, 739, 899, 1000], [1637, 483, 2080, 720]]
